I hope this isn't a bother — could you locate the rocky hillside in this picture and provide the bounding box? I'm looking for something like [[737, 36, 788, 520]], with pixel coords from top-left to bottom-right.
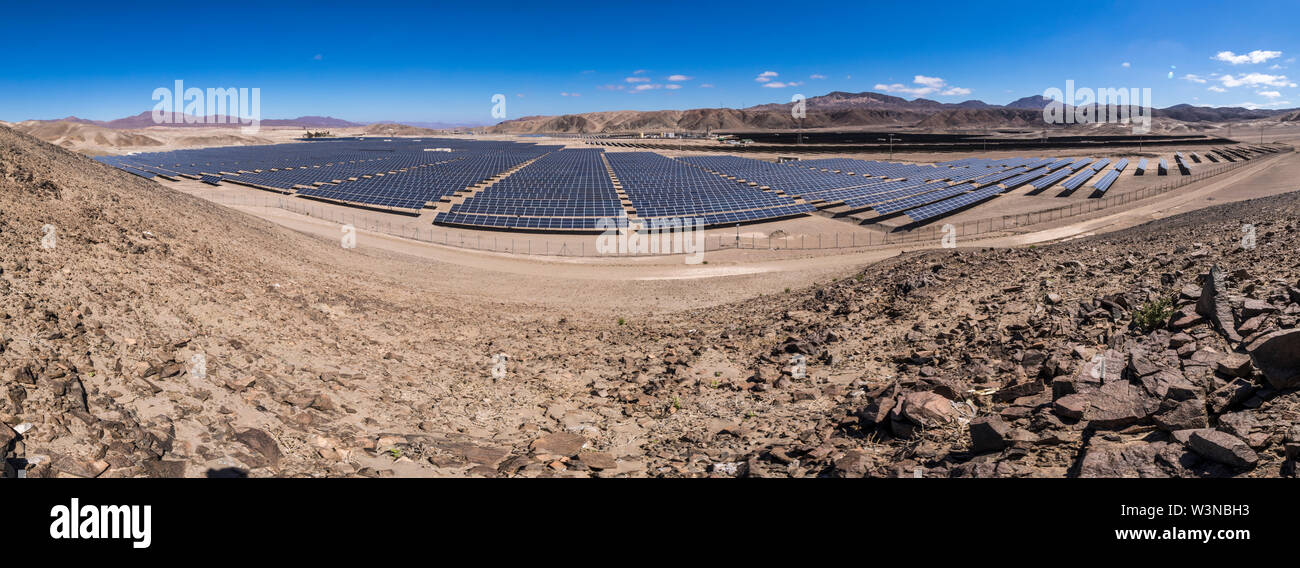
[[664, 193, 1300, 477]]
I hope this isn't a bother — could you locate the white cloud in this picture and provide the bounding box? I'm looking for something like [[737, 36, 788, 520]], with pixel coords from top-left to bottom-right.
[[1232, 100, 1292, 110], [810, 73, 827, 80], [632, 69, 647, 75], [1208, 86, 1227, 93], [1219, 72, 1295, 88], [913, 75, 945, 88], [1213, 50, 1283, 65], [762, 81, 802, 88], [664, 84, 682, 90], [625, 76, 651, 83], [1121, 62, 1130, 68], [633, 83, 662, 91], [667, 74, 691, 82], [597, 84, 626, 91], [1258, 90, 1282, 98], [874, 75, 969, 97], [1181, 74, 1207, 84], [560, 92, 580, 97], [699, 83, 714, 88], [755, 71, 779, 83]]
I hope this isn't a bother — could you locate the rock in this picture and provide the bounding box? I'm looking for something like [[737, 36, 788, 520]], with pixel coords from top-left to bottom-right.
[[969, 416, 1011, 453], [859, 395, 896, 425], [1246, 329, 1300, 389], [1187, 430, 1258, 469], [1053, 394, 1087, 419], [1086, 380, 1159, 429], [1168, 332, 1195, 349], [899, 391, 953, 427], [1239, 299, 1276, 319], [832, 450, 870, 477], [1215, 354, 1253, 378], [1195, 266, 1241, 342], [0, 422, 18, 450], [992, 379, 1043, 403], [1209, 378, 1257, 414], [1078, 439, 1174, 478], [1153, 398, 1208, 431], [579, 452, 617, 470], [234, 428, 283, 468], [530, 432, 587, 456]]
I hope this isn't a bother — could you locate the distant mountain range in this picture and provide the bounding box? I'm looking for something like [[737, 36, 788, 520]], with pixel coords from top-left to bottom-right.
[[22, 92, 1298, 136], [27, 112, 485, 131], [485, 91, 1300, 134]]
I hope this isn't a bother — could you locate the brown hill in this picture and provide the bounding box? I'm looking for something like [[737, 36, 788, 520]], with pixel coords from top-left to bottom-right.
[[359, 123, 442, 136], [10, 120, 165, 149]]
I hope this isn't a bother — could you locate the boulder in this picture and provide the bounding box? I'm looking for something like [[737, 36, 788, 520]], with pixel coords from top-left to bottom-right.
[[900, 391, 953, 427], [1246, 329, 1300, 389], [1187, 430, 1258, 469], [1195, 266, 1241, 342], [1153, 398, 1208, 431], [968, 416, 1011, 453]]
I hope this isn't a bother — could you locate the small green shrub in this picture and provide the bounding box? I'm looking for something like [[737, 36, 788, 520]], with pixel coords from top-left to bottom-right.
[[1133, 297, 1175, 331]]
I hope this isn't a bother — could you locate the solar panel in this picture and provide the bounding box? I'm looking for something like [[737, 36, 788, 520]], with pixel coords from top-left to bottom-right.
[[905, 184, 1004, 222]]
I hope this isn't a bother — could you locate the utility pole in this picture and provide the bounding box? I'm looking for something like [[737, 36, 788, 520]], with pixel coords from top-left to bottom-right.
[[878, 135, 901, 160]]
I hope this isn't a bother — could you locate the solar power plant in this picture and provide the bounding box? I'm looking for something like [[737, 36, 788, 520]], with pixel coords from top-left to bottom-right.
[[1089, 158, 1111, 171], [1112, 158, 1130, 173], [905, 184, 1004, 223], [1060, 168, 1099, 191], [199, 175, 222, 185], [1188, 153, 1202, 163], [609, 153, 814, 225], [440, 148, 623, 229], [1158, 159, 1169, 175], [1204, 152, 1220, 163], [1091, 170, 1120, 194], [1135, 158, 1149, 175], [1214, 150, 1236, 162]]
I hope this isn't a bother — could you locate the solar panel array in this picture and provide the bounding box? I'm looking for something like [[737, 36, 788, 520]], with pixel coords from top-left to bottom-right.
[[608, 153, 813, 226], [436, 149, 624, 230], [905, 184, 1004, 222], [1060, 168, 1099, 191], [97, 141, 1222, 230]]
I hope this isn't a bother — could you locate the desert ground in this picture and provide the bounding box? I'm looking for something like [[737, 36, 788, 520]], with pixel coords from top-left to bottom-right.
[[3, 122, 1299, 478]]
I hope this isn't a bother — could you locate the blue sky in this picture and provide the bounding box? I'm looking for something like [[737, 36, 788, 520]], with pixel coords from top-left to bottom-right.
[[1, 0, 1296, 124]]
